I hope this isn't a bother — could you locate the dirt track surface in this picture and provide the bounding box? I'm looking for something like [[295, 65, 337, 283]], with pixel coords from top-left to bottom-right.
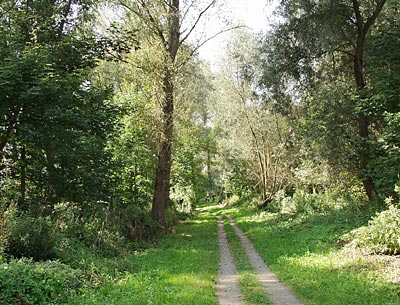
[[226, 215, 303, 305], [216, 214, 303, 305], [216, 216, 244, 305]]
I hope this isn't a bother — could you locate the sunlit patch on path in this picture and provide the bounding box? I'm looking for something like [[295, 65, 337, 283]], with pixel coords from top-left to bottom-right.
[[227, 215, 303, 305], [216, 216, 244, 305]]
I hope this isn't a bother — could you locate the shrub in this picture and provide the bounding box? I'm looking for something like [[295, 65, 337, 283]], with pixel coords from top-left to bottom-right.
[[0, 203, 17, 255], [5, 215, 56, 261], [268, 190, 348, 215], [268, 190, 296, 213], [0, 258, 84, 305], [349, 204, 400, 255], [121, 205, 159, 241]]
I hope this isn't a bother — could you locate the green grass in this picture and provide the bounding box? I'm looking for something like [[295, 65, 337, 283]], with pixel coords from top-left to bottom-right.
[[69, 211, 219, 305], [222, 205, 400, 305], [223, 220, 272, 305]]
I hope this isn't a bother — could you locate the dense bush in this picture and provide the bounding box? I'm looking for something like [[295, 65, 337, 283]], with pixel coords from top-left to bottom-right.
[[267, 190, 354, 215], [5, 215, 56, 261], [120, 205, 159, 241], [53, 201, 159, 258], [0, 259, 84, 305], [349, 204, 400, 255]]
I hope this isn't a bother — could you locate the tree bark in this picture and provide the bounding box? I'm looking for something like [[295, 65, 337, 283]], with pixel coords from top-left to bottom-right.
[[19, 146, 27, 209], [125, 0, 216, 225], [152, 72, 175, 226], [354, 37, 376, 200], [0, 109, 21, 155], [44, 145, 56, 204], [351, 0, 387, 200], [151, 1, 181, 226]]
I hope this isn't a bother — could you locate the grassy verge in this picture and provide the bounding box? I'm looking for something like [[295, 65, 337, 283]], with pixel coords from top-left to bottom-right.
[[218, 205, 399, 305], [223, 220, 272, 305], [68, 211, 219, 305]]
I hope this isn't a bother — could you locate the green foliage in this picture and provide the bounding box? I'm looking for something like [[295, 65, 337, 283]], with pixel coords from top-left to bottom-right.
[[349, 204, 400, 255], [53, 201, 160, 260], [258, 0, 400, 200], [171, 135, 208, 214], [0, 258, 85, 305], [267, 190, 363, 216], [0, 0, 117, 211], [363, 21, 400, 196], [5, 215, 56, 261], [107, 88, 156, 209]]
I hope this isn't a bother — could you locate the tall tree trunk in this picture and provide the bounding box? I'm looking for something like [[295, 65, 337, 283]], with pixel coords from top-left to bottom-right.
[[151, 0, 180, 226], [152, 73, 174, 226], [351, 0, 387, 200]]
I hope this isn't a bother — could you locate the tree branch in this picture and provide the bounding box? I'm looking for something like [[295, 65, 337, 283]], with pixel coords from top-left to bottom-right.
[[179, 0, 216, 47], [352, 0, 364, 36], [364, 0, 387, 34], [118, 0, 167, 47], [177, 25, 245, 69], [180, 0, 196, 24]]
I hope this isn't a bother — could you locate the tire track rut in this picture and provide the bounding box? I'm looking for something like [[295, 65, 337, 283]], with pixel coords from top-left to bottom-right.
[[216, 214, 303, 305]]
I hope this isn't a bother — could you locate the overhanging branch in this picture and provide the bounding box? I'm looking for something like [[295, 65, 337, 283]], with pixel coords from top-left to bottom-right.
[[177, 25, 245, 69], [179, 0, 216, 47]]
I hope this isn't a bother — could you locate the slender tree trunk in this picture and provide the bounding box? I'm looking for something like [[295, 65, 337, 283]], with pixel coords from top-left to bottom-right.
[[44, 145, 56, 204], [19, 146, 27, 209], [354, 46, 376, 200], [206, 147, 212, 189], [0, 109, 21, 155]]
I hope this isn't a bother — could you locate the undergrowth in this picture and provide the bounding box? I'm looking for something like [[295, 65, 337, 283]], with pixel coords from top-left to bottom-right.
[[0, 202, 217, 305], [348, 187, 400, 255]]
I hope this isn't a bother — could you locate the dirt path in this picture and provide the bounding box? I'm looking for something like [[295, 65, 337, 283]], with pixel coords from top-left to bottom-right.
[[216, 216, 245, 305], [226, 215, 303, 305]]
